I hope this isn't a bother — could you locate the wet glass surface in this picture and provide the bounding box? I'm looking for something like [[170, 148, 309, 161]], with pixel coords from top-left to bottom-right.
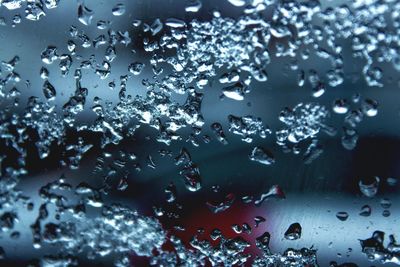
[[0, 0, 399, 266]]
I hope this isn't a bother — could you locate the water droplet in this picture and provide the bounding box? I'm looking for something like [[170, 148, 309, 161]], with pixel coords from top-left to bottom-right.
[[180, 165, 202, 192], [165, 182, 177, 203], [25, 3, 46, 21], [256, 232, 271, 252], [284, 223, 302, 240], [341, 127, 358, 150], [44, 0, 59, 9], [41, 46, 58, 64], [359, 205, 371, 217], [150, 19, 163, 36], [362, 99, 378, 117], [312, 82, 325, 98], [242, 223, 252, 234], [387, 177, 397, 186], [0, 212, 18, 231], [359, 176, 379, 197], [42, 80, 56, 101], [210, 123, 228, 145], [232, 224, 242, 234], [228, 115, 270, 143], [185, 0, 202, 12], [97, 20, 110, 30], [128, 62, 145, 75], [336, 211, 349, 221], [78, 3, 93, 26], [2, 0, 24, 10], [249, 146, 275, 165], [219, 70, 240, 84], [254, 185, 285, 206], [333, 99, 349, 114], [222, 82, 247, 101], [254, 216, 266, 227], [206, 193, 235, 214], [380, 198, 391, 209], [40, 67, 49, 79], [226, 0, 246, 7], [382, 210, 391, 217], [165, 18, 186, 28], [112, 3, 125, 16]]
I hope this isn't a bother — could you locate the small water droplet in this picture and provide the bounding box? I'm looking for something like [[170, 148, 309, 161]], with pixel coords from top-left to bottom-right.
[[112, 3, 125, 16], [249, 146, 275, 165], [359, 205, 371, 217], [336, 211, 349, 221], [359, 176, 379, 198], [78, 3, 93, 26], [284, 223, 302, 240]]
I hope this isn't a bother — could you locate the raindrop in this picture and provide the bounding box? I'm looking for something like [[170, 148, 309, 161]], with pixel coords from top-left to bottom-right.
[[165, 18, 186, 28], [78, 3, 93, 26], [226, 0, 246, 7], [150, 19, 163, 36], [333, 99, 349, 114], [44, 0, 59, 9], [387, 177, 397, 186], [359, 205, 371, 217], [362, 99, 378, 117], [25, 3, 46, 21], [284, 223, 302, 240], [254, 185, 285, 206], [185, 0, 202, 13], [312, 83, 325, 98], [359, 176, 379, 198], [254, 216, 266, 227], [256, 232, 271, 252], [222, 82, 246, 101], [380, 198, 391, 209], [232, 224, 242, 234], [128, 62, 145, 75], [2, 0, 24, 10], [382, 210, 391, 217], [210, 123, 228, 145], [40, 67, 49, 80], [97, 20, 110, 30], [249, 146, 275, 165], [165, 182, 177, 203], [41, 46, 58, 64], [112, 3, 125, 16], [42, 80, 56, 101], [206, 193, 235, 214], [336, 212, 349, 221]]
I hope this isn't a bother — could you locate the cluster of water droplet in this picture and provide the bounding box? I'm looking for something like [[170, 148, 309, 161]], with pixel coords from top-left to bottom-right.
[[277, 103, 329, 144], [275, 103, 329, 163], [228, 115, 271, 143], [360, 231, 400, 265], [1, 0, 59, 26], [175, 148, 202, 192]]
